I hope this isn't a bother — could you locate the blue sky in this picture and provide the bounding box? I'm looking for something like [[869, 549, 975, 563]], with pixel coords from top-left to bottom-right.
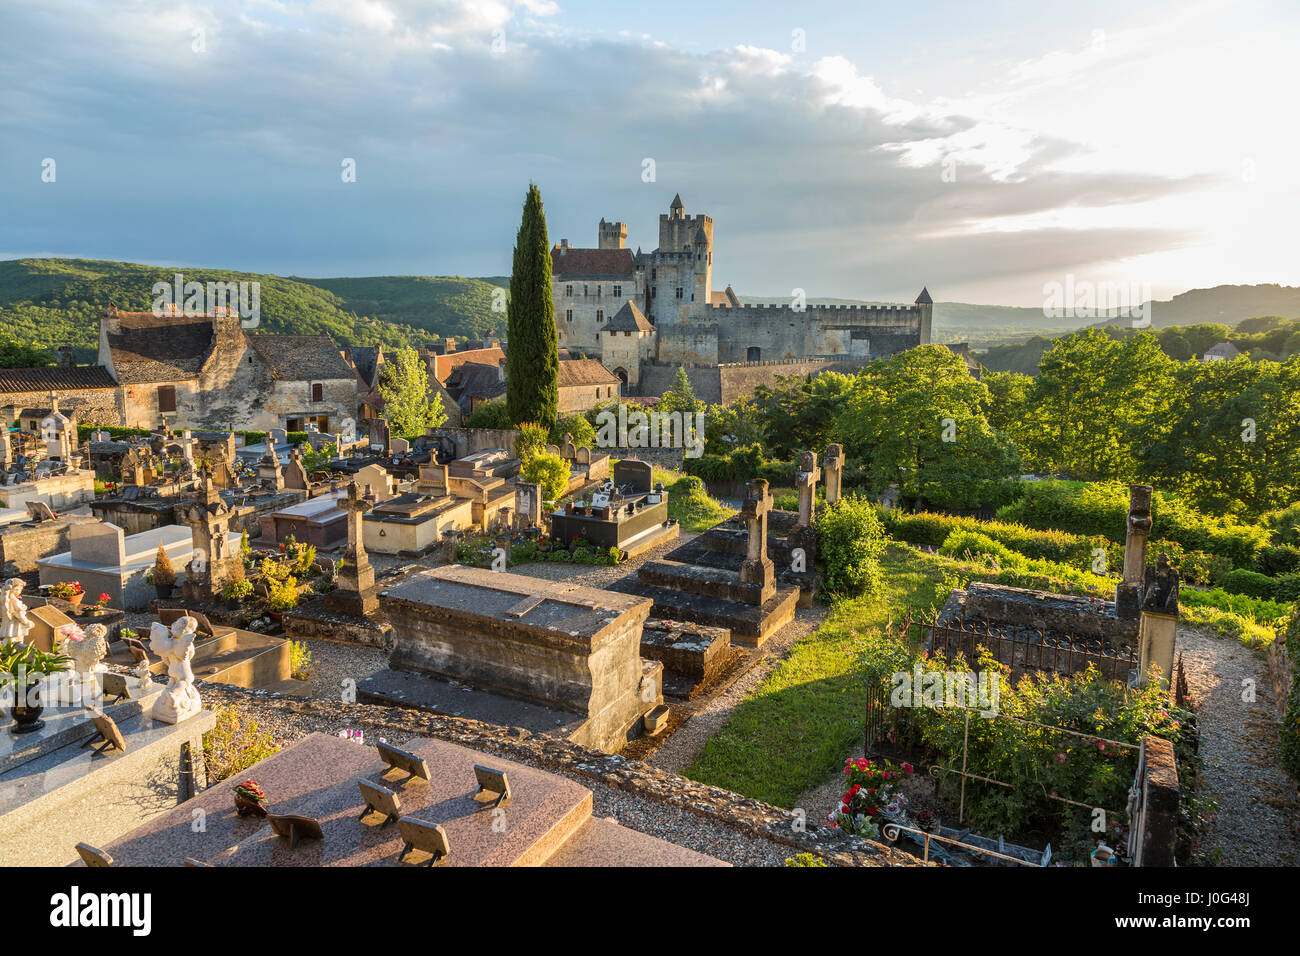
[[1, 0, 1296, 306]]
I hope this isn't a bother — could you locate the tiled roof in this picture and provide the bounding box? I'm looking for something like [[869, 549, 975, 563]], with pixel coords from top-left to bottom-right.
[[709, 286, 739, 308], [606, 301, 653, 333], [106, 311, 214, 384], [0, 365, 116, 394], [1204, 341, 1240, 358], [246, 334, 356, 381], [551, 247, 636, 279], [433, 347, 506, 386], [557, 358, 620, 387], [347, 345, 383, 386]]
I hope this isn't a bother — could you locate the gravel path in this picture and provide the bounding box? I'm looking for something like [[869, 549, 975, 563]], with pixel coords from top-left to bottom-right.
[[1176, 626, 1299, 866]]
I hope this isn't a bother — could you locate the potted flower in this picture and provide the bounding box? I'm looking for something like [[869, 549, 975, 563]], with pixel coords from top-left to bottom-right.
[[48, 580, 84, 606], [152, 543, 176, 600], [233, 779, 269, 817], [92, 592, 111, 611], [266, 576, 300, 621], [1, 640, 71, 734]]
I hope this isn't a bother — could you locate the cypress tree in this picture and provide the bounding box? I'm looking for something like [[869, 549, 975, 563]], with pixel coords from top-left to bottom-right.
[[506, 183, 559, 429]]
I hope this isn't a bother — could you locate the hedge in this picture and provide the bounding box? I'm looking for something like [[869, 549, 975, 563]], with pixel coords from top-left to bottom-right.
[[1221, 569, 1300, 603]]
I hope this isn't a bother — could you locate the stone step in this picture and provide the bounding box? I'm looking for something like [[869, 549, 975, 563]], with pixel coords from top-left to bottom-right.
[[637, 560, 768, 605], [662, 544, 819, 607]]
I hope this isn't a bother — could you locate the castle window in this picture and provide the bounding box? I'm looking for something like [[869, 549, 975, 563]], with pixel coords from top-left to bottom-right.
[[675, 287, 683, 299], [157, 386, 176, 413], [566, 309, 573, 322], [651, 269, 656, 280], [651, 288, 656, 299], [613, 285, 621, 298], [583, 285, 588, 296], [596, 310, 604, 322], [566, 285, 573, 297], [596, 286, 601, 297]]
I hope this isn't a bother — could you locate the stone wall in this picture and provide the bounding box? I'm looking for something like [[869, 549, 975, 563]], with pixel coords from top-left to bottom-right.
[[1130, 735, 1180, 867], [426, 426, 519, 459], [0, 515, 100, 576], [635, 357, 865, 406], [0, 388, 121, 427]]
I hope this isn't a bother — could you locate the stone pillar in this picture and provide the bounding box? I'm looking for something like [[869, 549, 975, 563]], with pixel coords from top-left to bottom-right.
[[1123, 484, 1153, 585], [326, 480, 378, 616], [514, 482, 543, 531], [789, 451, 820, 563], [181, 472, 237, 604], [1130, 735, 1180, 867], [823, 444, 844, 505], [1137, 553, 1179, 687], [738, 478, 775, 605]]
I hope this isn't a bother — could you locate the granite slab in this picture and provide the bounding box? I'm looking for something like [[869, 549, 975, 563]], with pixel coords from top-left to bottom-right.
[[543, 816, 729, 867]]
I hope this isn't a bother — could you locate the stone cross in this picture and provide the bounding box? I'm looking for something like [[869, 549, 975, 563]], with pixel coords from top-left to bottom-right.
[[182, 474, 235, 603], [337, 481, 375, 596], [738, 478, 775, 604], [823, 444, 845, 504], [1123, 484, 1153, 585], [794, 451, 820, 528]]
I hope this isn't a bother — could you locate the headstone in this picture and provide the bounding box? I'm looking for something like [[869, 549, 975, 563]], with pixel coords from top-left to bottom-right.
[[369, 418, 391, 456], [823, 444, 845, 505], [561, 434, 577, 459], [355, 463, 393, 502], [283, 448, 309, 490], [794, 451, 820, 527], [738, 478, 776, 603], [576, 446, 591, 465], [613, 459, 652, 493], [258, 444, 284, 491], [326, 480, 378, 616], [267, 428, 288, 448], [70, 522, 127, 567], [390, 437, 410, 455], [268, 813, 323, 850], [514, 482, 543, 531], [25, 500, 56, 522], [417, 463, 448, 496], [90, 429, 111, 443], [1123, 484, 1153, 585], [339, 417, 357, 444]]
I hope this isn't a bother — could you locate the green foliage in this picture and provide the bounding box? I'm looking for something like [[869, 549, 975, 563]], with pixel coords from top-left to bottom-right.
[[784, 853, 829, 867], [506, 184, 558, 429], [1178, 587, 1289, 624], [221, 577, 254, 601], [520, 450, 569, 505], [516, 422, 549, 461], [752, 371, 853, 460], [549, 413, 595, 450], [664, 474, 734, 532], [203, 706, 282, 786], [267, 575, 300, 613], [1261, 503, 1300, 546], [1282, 609, 1300, 782], [817, 494, 888, 597], [659, 366, 701, 416], [1179, 604, 1278, 648], [1220, 568, 1278, 599], [299, 442, 337, 475], [289, 641, 313, 681], [152, 543, 176, 588], [464, 399, 513, 429], [378, 345, 446, 436], [0, 335, 53, 368], [0, 640, 70, 685], [1257, 544, 1300, 576]]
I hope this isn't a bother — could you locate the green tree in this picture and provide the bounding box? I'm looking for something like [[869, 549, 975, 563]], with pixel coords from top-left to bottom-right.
[[0, 335, 53, 368], [506, 184, 558, 429], [659, 366, 701, 415], [377, 346, 447, 436], [520, 450, 569, 504]]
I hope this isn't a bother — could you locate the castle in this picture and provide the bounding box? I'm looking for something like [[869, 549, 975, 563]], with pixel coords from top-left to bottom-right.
[[550, 194, 933, 394]]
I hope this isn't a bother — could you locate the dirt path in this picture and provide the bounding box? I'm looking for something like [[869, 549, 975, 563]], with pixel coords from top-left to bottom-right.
[[1176, 627, 1299, 866]]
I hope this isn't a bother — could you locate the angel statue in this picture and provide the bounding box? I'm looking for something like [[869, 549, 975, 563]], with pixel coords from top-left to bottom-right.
[[0, 578, 34, 645], [149, 616, 203, 724]]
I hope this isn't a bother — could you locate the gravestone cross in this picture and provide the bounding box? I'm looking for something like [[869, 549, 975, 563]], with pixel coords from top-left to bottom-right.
[[336, 480, 375, 597], [794, 451, 820, 528], [1123, 484, 1153, 585], [738, 478, 775, 604], [823, 444, 845, 505]]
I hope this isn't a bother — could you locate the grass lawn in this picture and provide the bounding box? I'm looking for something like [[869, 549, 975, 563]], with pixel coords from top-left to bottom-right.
[[682, 544, 951, 808]]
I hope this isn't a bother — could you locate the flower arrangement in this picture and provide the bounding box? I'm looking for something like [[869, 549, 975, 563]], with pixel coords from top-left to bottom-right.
[[827, 757, 915, 836], [47, 581, 83, 601], [233, 779, 269, 817], [56, 624, 85, 644], [93, 592, 111, 609]]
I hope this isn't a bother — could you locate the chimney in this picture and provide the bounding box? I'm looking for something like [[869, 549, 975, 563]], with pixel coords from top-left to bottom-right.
[[498, 359, 507, 382], [559, 239, 569, 254], [56, 346, 75, 369]]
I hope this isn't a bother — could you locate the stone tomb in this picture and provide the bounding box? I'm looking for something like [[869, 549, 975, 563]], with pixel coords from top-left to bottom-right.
[[99, 733, 723, 867], [549, 459, 677, 555], [362, 492, 475, 555], [638, 620, 733, 699], [613, 478, 799, 646], [362, 565, 664, 753], [257, 490, 347, 549]]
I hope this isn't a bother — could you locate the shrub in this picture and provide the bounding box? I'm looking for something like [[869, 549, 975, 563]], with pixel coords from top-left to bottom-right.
[[267, 575, 300, 613], [1257, 544, 1300, 576], [1179, 587, 1290, 624], [1262, 503, 1300, 547], [817, 494, 887, 597], [784, 853, 828, 867], [203, 706, 282, 785], [289, 640, 313, 681], [549, 414, 596, 450], [520, 450, 570, 505], [1272, 574, 1300, 603], [666, 474, 734, 532], [516, 422, 549, 461], [221, 577, 254, 601], [1221, 568, 1277, 600], [465, 399, 513, 429], [938, 530, 1026, 569], [153, 544, 176, 589]]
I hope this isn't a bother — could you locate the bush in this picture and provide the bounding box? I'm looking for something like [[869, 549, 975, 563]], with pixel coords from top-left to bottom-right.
[[152, 544, 176, 589], [1221, 568, 1277, 599], [1262, 503, 1300, 547], [817, 494, 887, 597], [516, 422, 548, 461], [520, 451, 570, 505], [666, 474, 734, 532], [267, 575, 300, 613], [1257, 544, 1300, 576], [289, 640, 313, 681], [465, 399, 513, 429], [203, 706, 282, 785], [221, 577, 254, 601], [1178, 587, 1290, 624], [549, 414, 595, 450]]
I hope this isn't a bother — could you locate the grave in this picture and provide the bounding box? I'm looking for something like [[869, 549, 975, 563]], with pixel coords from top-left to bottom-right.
[[97, 733, 724, 867], [0, 469, 95, 512], [37, 523, 239, 610], [638, 620, 733, 698], [256, 490, 347, 549], [0, 511, 100, 577], [549, 458, 678, 556], [362, 492, 475, 555], [611, 478, 800, 646], [359, 565, 665, 753]]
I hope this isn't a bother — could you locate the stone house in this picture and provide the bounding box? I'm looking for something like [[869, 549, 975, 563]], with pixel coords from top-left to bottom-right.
[[599, 301, 656, 391], [99, 306, 358, 432], [0, 364, 119, 430], [557, 358, 621, 413]]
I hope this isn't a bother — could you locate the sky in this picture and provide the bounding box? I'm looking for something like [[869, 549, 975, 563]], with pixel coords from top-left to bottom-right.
[[1, 0, 1297, 306]]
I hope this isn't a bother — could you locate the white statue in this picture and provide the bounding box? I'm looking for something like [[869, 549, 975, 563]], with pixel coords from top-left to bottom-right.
[[149, 616, 203, 724], [62, 622, 110, 703], [0, 578, 33, 645]]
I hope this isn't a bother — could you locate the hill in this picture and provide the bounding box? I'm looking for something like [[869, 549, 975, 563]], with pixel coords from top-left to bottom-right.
[[0, 258, 507, 363]]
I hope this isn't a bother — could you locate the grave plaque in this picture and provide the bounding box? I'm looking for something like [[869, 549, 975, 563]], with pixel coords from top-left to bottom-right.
[[268, 813, 324, 850], [357, 779, 401, 826], [82, 711, 127, 755], [75, 843, 113, 867], [396, 818, 450, 867], [376, 741, 430, 782], [472, 765, 511, 809]]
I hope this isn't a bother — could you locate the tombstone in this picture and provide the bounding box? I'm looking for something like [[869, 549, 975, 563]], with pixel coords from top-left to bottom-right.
[[737, 478, 775, 604], [354, 463, 393, 502], [25, 500, 57, 523], [283, 448, 309, 491], [0, 431, 10, 470], [789, 451, 821, 560], [369, 418, 391, 456], [417, 462, 448, 496], [823, 444, 845, 505], [390, 437, 410, 456], [1137, 553, 1180, 688], [257, 445, 284, 491], [613, 459, 652, 494], [120, 448, 145, 487], [513, 482, 543, 532], [70, 522, 127, 567], [1122, 485, 1153, 586], [267, 427, 288, 448], [576, 446, 591, 465], [325, 480, 378, 616], [561, 433, 577, 460], [90, 429, 111, 443]]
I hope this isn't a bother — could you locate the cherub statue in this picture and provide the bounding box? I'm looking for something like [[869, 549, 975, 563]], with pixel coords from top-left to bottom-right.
[[62, 622, 110, 678], [149, 616, 202, 724], [0, 578, 34, 645]]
